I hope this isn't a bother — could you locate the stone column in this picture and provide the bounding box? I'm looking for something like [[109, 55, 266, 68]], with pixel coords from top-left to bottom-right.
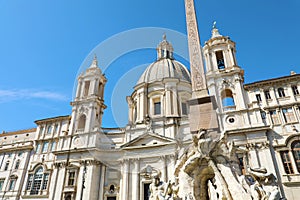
[[121, 160, 129, 200], [98, 164, 106, 200], [133, 159, 140, 200], [165, 89, 171, 116]]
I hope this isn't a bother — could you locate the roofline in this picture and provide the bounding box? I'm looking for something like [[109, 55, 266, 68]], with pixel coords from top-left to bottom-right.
[[1, 128, 37, 136], [244, 74, 300, 89], [34, 115, 71, 124]]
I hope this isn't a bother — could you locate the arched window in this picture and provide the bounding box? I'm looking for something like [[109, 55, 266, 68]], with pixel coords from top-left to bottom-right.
[[278, 87, 285, 98], [292, 141, 300, 172], [221, 89, 235, 110], [27, 166, 49, 195], [78, 115, 86, 130]]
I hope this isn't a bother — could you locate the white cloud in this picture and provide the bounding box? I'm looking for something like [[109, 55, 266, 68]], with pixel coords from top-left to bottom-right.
[[0, 89, 68, 102]]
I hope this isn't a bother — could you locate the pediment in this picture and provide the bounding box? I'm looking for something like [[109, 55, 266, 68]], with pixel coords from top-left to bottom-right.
[[121, 133, 175, 149]]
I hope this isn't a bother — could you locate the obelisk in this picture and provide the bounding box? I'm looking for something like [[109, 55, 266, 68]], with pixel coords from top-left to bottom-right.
[[184, 0, 219, 133]]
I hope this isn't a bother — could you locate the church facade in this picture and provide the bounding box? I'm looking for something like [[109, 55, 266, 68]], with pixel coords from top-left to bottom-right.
[[0, 0, 300, 200]]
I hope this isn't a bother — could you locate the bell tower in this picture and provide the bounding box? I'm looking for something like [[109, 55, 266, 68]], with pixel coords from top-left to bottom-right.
[[203, 24, 247, 113], [70, 55, 107, 134]]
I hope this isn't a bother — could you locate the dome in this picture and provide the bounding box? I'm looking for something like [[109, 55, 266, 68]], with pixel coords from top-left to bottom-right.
[[137, 35, 191, 84], [137, 59, 191, 84]]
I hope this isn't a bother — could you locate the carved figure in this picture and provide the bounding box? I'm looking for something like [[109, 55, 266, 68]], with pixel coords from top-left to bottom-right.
[[149, 174, 166, 200]]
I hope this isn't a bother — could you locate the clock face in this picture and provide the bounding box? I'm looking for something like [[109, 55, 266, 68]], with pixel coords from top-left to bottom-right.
[[73, 136, 83, 146]]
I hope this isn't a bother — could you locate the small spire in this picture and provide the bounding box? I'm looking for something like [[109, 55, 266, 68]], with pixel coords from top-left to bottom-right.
[[163, 33, 167, 41], [211, 21, 222, 38], [157, 34, 174, 60], [89, 54, 98, 69], [212, 21, 217, 29]]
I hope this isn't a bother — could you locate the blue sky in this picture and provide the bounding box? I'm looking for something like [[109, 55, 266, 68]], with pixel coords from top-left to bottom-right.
[[0, 0, 299, 131]]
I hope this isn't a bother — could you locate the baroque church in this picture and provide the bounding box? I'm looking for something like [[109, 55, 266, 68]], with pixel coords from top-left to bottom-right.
[[0, 0, 300, 199]]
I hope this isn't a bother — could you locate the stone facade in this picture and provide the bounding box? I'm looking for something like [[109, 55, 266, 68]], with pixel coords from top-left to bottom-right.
[[0, 2, 300, 200]]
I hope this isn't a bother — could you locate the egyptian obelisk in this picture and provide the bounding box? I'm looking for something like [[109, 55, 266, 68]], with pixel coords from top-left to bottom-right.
[[184, 0, 219, 132]]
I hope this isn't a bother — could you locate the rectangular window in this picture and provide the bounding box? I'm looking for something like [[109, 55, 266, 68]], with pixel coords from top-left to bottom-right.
[[292, 85, 299, 95], [264, 90, 271, 100], [39, 126, 44, 135], [42, 141, 49, 153], [84, 81, 90, 97], [51, 141, 57, 152], [68, 171, 76, 186], [255, 94, 262, 102], [4, 162, 10, 170], [36, 143, 41, 153], [0, 179, 5, 191], [54, 124, 58, 134], [107, 197, 117, 200], [9, 179, 16, 191], [216, 51, 225, 69], [278, 88, 285, 98], [154, 102, 161, 115], [181, 102, 188, 115], [282, 108, 296, 123], [281, 151, 294, 174], [42, 174, 49, 190], [47, 125, 52, 134], [26, 175, 33, 190], [260, 111, 266, 123], [270, 110, 280, 124]]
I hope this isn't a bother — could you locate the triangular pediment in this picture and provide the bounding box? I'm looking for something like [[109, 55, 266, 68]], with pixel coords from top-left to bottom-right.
[[121, 133, 175, 149]]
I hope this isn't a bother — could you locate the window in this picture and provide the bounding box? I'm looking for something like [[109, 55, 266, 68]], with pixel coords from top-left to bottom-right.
[[153, 99, 161, 115], [260, 111, 266, 123], [51, 141, 57, 152], [15, 160, 20, 169], [107, 197, 117, 200], [221, 89, 235, 110], [39, 126, 44, 135], [42, 174, 49, 190], [8, 178, 16, 191], [27, 167, 49, 195], [7, 153, 12, 158], [42, 141, 49, 153], [264, 90, 271, 100], [181, 102, 188, 115], [68, 171, 76, 186], [36, 143, 41, 153], [4, 161, 10, 170], [216, 51, 225, 69], [282, 108, 296, 123], [255, 94, 262, 102], [270, 110, 280, 124], [292, 141, 300, 173], [18, 151, 23, 157], [84, 81, 90, 97], [278, 87, 285, 98], [0, 179, 5, 191], [78, 115, 86, 130], [47, 125, 52, 134], [154, 102, 161, 115], [281, 151, 294, 174], [26, 175, 33, 190], [292, 85, 299, 95], [54, 124, 58, 134]]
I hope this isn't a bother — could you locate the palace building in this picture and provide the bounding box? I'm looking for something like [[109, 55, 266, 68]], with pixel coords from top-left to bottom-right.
[[0, 0, 300, 200]]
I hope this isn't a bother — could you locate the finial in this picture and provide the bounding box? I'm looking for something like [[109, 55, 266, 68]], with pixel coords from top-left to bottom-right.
[[163, 33, 167, 41], [212, 21, 217, 29], [89, 53, 98, 69]]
